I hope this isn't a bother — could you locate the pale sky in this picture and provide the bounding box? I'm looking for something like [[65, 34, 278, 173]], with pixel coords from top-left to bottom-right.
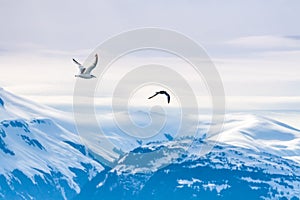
[[0, 0, 300, 111]]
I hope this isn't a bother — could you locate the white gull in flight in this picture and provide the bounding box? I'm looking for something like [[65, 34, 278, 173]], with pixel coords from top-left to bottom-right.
[[73, 54, 98, 79]]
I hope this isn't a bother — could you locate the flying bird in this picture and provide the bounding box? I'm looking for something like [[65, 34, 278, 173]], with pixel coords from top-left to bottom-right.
[[148, 90, 170, 104], [73, 54, 98, 79]]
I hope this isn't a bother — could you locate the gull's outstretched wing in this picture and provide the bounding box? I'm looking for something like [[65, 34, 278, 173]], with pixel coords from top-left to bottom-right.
[[165, 92, 170, 104], [84, 54, 98, 74], [72, 58, 81, 66], [148, 92, 159, 99], [72, 58, 85, 74]]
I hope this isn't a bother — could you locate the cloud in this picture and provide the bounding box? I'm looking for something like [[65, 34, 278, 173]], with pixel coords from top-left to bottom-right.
[[24, 94, 300, 112], [226, 35, 300, 49], [1, 47, 300, 107], [285, 35, 300, 40], [1, 0, 299, 112], [226, 96, 300, 111]]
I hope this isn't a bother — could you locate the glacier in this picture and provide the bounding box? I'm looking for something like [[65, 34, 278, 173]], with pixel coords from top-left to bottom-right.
[[0, 87, 300, 199]]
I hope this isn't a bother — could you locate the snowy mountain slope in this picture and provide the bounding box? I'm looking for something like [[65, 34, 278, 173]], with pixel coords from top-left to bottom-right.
[[77, 140, 300, 200], [0, 88, 103, 199], [1, 87, 300, 199], [0, 87, 75, 132], [76, 112, 300, 199], [216, 113, 300, 163], [91, 107, 300, 167]]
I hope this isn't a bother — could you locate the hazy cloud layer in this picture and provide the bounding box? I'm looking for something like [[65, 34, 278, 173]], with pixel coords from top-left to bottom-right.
[[1, 0, 300, 111]]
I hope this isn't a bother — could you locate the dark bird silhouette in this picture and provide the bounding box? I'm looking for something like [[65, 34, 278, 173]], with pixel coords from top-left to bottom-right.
[[148, 90, 170, 104]]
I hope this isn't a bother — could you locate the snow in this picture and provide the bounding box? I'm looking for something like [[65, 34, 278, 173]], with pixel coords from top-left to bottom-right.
[[0, 88, 103, 196], [214, 113, 300, 163], [177, 178, 230, 194], [242, 176, 300, 199], [1, 87, 300, 199], [202, 183, 230, 194], [177, 178, 202, 187], [96, 174, 108, 188], [83, 104, 300, 167]]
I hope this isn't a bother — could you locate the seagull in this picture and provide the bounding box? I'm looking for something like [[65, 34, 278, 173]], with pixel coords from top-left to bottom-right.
[[148, 90, 170, 104], [73, 54, 98, 79]]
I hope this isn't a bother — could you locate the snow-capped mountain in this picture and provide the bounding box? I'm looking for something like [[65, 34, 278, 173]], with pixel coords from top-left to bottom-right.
[[76, 113, 300, 199], [217, 113, 300, 163], [1, 87, 300, 199], [0, 88, 103, 199], [77, 140, 300, 199]]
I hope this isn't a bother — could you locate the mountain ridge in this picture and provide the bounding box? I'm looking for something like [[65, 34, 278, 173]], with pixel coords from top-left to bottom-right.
[[1, 87, 300, 199], [0, 88, 103, 199]]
